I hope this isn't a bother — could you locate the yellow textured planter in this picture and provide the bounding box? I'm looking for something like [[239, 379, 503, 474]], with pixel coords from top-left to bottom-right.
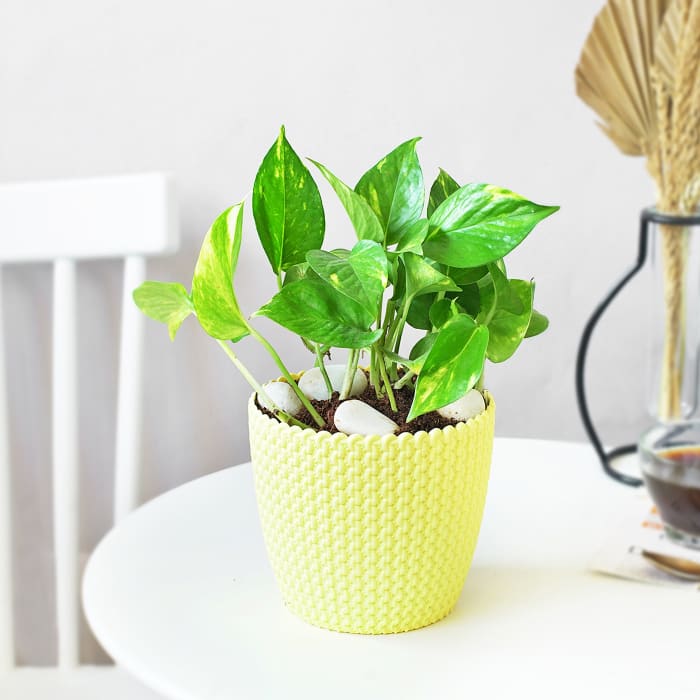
[[248, 390, 495, 634]]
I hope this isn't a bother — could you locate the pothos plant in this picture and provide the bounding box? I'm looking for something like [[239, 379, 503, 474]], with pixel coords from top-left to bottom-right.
[[134, 127, 558, 430]]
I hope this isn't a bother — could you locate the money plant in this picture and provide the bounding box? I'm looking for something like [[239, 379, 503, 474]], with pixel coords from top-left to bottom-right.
[[134, 127, 558, 430]]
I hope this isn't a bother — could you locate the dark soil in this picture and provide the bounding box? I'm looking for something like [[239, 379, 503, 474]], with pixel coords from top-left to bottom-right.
[[256, 371, 478, 435]]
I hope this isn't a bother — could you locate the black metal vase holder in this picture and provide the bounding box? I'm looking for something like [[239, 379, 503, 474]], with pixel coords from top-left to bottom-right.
[[575, 208, 700, 487]]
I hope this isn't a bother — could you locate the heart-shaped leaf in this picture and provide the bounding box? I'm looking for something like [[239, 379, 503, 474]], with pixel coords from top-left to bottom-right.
[[408, 314, 489, 421], [427, 168, 460, 217], [394, 219, 428, 254], [485, 279, 534, 362], [191, 204, 250, 342], [526, 309, 549, 338], [309, 159, 383, 243], [133, 281, 194, 341], [429, 298, 459, 329], [253, 127, 325, 274], [355, 138, 424, 245], [403, 252, 460, 302], [306, 240, 388, 323], [449, 265, 489, 285], [254, 278, 382, 349], [406, 293, 433, 330], [410, 332, 438, 361], [424, 183, 558, 267]]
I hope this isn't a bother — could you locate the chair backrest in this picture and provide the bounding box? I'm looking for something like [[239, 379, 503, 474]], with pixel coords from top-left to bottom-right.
[[0, 173, 178, 671]]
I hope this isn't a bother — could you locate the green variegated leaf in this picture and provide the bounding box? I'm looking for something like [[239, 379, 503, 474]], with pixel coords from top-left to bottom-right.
[[485, 279, 534, 362], [429, 298, 459, 329], [424, 183, 559, 266], [488, 263, 524, 315], [133, 281, 194, 341], [410, 332, 438, 361], [526, 309, 549, 338], [253, 127, 325, 273], [191, 204, 250, 342], [408, 314, 489, 421], [450, 265, 489, 285], [394, 219, 428, 254], [427, 168, 460, 217], [403, 252, 460, 302], [254, 278, 382, 349], [309, 159, 383, 243], [306, 240, 388, 322], [406, 293, 434, 331], [355, 138, 424, 245], [282, 261, 320, 286], [450, 283, 481, 318]]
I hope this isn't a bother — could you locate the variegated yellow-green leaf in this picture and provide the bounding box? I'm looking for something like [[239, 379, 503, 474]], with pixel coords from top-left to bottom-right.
[[526, 309, 549, 338], [308, 159, 383, 243], [355, 138, 424, 245], [408, 314, 489, 421], [133, 281, 194, 341], [253, 126, 325, 274], [484, 279, 534, 362], [425, 183, 558, 266], [191, 203, 250, 342], [394, 219, 428, 254], [306, 240, 388, 325], [403, 252, 460, 302], [427, 168, 460, 217], [254, 278, 382, 349]]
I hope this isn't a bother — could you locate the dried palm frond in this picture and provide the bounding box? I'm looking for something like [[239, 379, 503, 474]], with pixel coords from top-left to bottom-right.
[[577, 0, 700, 420], [668, 0, 700, 210], [576, 0, 672, 157], [654, 0, 685, 91]]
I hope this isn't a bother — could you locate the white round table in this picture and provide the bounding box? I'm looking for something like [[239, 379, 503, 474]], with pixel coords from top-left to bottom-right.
[[83, 439, 698, 700]]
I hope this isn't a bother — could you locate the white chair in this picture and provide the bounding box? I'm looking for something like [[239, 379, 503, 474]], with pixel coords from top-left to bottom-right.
[[0, 174, 177, 698]]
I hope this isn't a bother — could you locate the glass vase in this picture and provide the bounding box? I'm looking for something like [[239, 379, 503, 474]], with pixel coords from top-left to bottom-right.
[[647, 210, 700, 422]]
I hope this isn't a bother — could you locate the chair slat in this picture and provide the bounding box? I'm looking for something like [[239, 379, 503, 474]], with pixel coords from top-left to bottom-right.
[[0, 267, 14, 671], [114, 256, 146, 524], [0, 174, 177, 263], [52, 259, 79, 669]]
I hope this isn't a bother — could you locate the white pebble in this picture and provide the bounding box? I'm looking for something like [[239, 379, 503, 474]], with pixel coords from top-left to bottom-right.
[[259, 381, 302, 416], [437, 389, 486, 422], [334, 399, 398, 436], [298, 364, 368, 400]]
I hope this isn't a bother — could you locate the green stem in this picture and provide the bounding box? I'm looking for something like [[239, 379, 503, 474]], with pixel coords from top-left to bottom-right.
[[394, 369, 416, 390], [216, 340, 313, 429], [369, 347, 379, 397], [248, 328, 325, 427], [340, 348, 359, 400], [376, 348, 398, 412], [276, 271, 283, 290], [476, 369, 485, 391], [315, 343, 333, 396], [388, 304, 410, 354]]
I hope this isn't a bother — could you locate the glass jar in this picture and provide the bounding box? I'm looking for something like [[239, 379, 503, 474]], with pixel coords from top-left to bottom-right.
[[639, 421, 700, 549]]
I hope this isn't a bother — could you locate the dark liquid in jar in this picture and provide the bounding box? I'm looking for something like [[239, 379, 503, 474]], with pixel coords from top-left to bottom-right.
[[644, 447, 700, 535]]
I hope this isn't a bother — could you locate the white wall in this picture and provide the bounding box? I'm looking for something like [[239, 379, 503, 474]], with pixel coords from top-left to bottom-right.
[[1, 0, 655, 664]]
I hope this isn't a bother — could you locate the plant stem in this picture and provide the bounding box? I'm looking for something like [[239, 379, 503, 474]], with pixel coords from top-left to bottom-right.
[[376, 348, 398, 412], [315, 343, 333, 396], [340, 348, 359, 400], [388, 305, 409, 355], [394, 369, 416, 390], [476, 369, 485, 391], [248, 328, 325, 427], [216, 340, 313, 429], [369, 348, 380, 397]]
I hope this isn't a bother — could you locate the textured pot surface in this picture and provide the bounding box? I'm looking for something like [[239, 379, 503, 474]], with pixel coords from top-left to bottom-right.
[[248, 392, 495, 634]]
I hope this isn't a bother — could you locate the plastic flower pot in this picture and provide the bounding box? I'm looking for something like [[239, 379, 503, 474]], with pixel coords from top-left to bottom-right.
[[248, 388, 495, 634]]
